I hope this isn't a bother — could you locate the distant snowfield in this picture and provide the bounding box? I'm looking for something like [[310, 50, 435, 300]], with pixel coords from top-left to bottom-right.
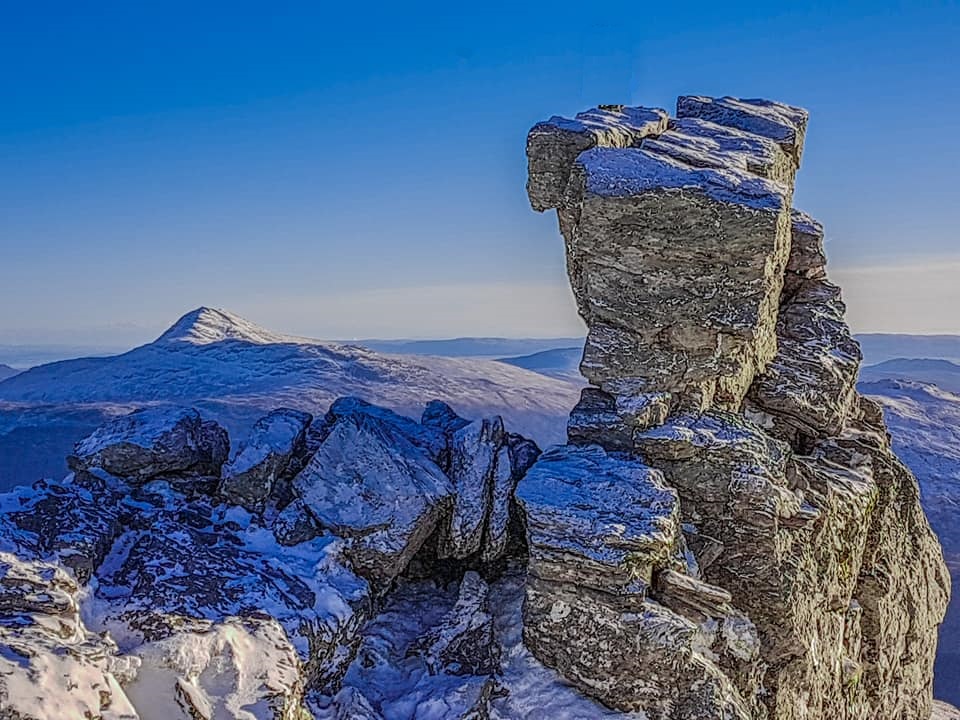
[[0, 308, 582, 491]]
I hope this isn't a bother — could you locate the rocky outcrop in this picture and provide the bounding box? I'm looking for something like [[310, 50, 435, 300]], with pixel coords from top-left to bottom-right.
[[0, 552, 139, 720], [68, 406, 229, 483], [0, 397, 545, 718], [524, 95, 950, 719], [293, 406, 454, 591], [219, 407, 312, 510]]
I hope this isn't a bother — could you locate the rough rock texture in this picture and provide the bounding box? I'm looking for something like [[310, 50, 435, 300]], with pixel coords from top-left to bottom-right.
[[68, 406, 229, 482], [219, 408, 312, 510], [526, 96, 811, 417], [293, 409, 454, 591], [524, 95, 950, 719], [407, 571, 498, 676], [516, 444, 764, 718], [92, 480, 371, 693], [526, 105, 668, 211], [0, 552, 139, 720]]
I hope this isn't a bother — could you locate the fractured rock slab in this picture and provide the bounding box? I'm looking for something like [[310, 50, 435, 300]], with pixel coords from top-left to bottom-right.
[[68, 406, 229, 482], [294, 412, 454, 590], [219, 407, 312, 511], [567, 147, 793, 409], [526, 105, 668, 211]]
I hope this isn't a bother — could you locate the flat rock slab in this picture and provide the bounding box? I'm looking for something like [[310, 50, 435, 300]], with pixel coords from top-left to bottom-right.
[[526, 105, 668, 211], [516, 444, 680, 594]]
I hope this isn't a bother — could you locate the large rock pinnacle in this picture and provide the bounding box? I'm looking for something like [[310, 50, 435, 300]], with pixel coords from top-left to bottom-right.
[[520, 95, 950, 719]]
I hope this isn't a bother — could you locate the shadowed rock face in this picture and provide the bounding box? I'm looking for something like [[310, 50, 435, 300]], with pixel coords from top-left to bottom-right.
[[523, 95, 950, 719]]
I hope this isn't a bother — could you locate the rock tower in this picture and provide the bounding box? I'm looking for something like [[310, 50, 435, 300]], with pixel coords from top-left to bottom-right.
[[518, 96, 950, 719]]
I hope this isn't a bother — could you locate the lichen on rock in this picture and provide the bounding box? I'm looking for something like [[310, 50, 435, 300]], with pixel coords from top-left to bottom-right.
[[523, 94, 950, 719]]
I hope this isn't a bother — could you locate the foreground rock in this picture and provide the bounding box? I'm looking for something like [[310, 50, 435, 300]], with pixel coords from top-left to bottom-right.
[[219, 407, 312, 510], [68, 406, 229, 482], [0, 552, 138, 720], [525, 95, 949, 719], [517, 444, 761, 717]]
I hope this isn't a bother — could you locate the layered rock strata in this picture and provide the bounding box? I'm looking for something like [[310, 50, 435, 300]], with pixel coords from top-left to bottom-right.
[[522, 95, 950, 719]]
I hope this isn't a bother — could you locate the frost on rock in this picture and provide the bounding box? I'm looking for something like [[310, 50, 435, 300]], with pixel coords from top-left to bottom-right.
[[524, 93, 949, 719], [526, 104, 668, 211], [293, 411, 454, 591], [219, 407, 312, 510], [88, 484, 371, 693], [69, 406, 229, 483], [515, 445, 760, 717], [0, 552, 139, 720], [122, 616, 307, 720]]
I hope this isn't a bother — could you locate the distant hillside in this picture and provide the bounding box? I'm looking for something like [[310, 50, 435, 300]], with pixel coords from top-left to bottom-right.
[[856, 333, 960, 365], [358, 337, 584, 358], [859, 357, 960, 393], [497, 347, 584, 381], [0, 308, 581, 491], [0, 365, 19, 381]]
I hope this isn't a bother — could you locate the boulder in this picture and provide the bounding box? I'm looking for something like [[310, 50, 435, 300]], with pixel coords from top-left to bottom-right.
[[68, 406, 229, 482], [219, 408, 312, 510], [293, 411, 453, 590], [516, 445, 760, 716]]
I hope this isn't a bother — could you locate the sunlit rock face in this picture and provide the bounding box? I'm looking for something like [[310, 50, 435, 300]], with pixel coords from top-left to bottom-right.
[[524, 95, 950, 719]]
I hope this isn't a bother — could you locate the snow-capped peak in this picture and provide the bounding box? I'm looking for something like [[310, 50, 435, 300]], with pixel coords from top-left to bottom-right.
[[154, 307, 308, 346]]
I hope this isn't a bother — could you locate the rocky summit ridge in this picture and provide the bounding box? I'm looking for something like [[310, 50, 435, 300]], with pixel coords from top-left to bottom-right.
[[0, 94, 952, 720]]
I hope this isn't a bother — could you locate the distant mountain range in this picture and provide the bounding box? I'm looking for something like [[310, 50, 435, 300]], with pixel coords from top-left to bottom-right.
[[0, 365, 18, 381], [497, 346, 583, 381], [856, 334, 960, 365], [358, 336, 585, 358], [0, 308, 581, 491]]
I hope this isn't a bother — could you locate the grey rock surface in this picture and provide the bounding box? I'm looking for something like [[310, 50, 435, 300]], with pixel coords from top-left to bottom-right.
[[219, 407, 312, 510], [526, 105, 668, 211], [523, 95, 949, 719], [293, 410, 454, 590], [68, 406, 229, 482], [516, 444, 763, 717]]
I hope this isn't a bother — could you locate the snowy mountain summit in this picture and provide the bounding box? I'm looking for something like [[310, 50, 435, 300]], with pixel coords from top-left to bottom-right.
[[154, 306, 308, 346], [0, 96, 954, 720]]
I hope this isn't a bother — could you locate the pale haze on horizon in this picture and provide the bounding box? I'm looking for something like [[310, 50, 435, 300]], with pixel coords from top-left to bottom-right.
[[1, 2, 958, 346]]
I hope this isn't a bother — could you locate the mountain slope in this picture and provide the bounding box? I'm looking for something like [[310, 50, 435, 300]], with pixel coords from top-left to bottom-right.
[[0, 365, 18, 381], [860, 357, 960, 393], [0, 308, 581, 490], [497, 347, 584, 381], [859, 378, 960, 704]]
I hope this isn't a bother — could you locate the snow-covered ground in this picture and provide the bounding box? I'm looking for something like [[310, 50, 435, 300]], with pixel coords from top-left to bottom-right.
[[0, 308, 581, 491]]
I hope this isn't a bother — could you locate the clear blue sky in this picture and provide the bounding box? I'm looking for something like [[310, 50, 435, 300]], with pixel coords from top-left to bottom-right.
[[1, 0, 958, 345]]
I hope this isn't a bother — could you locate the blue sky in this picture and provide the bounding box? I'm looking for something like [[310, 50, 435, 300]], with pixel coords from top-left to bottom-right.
[[1, 1, 958, 345]]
